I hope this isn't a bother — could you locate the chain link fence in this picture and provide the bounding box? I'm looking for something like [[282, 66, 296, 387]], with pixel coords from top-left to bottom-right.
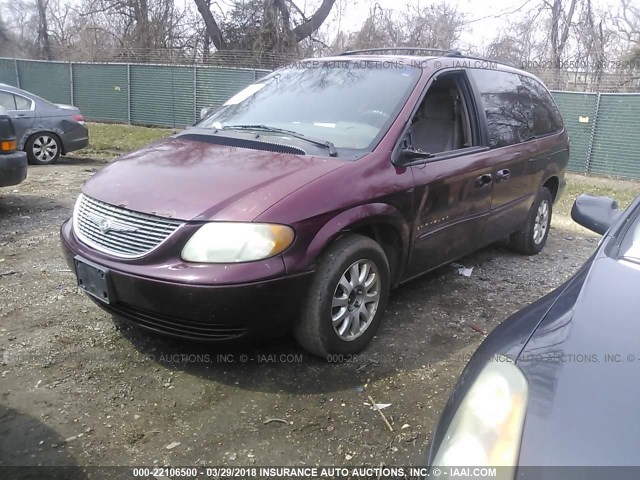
[[1, 56, 640, 179]]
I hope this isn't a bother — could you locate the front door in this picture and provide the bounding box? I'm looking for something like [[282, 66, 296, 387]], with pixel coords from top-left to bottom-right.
[[402, 70, 494, 278]]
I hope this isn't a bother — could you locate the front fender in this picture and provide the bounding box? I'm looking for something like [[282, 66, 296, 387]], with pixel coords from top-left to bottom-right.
[[282, 203, 411, 278]]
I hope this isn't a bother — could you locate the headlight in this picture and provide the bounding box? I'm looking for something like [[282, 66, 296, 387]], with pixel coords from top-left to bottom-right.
[[431, 355, 528, 478], [181, 222, 294, 263]]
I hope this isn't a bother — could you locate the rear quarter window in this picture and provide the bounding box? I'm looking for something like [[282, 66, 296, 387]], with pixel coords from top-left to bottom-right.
[[470, 69, 563, 147], [518, 75, 564, 136]]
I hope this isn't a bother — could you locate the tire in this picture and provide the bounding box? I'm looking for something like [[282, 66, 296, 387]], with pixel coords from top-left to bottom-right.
[[510, 187, 553, 255], [294, 234, 390, 358], [26, 133, 62, 165]]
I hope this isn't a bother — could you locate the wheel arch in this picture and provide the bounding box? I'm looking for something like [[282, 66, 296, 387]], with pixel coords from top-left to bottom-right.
[[22, 129, 63, 152], [302, 204, 411, 288], [542, 175, 559, 201]]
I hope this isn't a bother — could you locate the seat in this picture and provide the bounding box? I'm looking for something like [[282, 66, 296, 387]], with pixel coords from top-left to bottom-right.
[[411, 92, 457, 153]]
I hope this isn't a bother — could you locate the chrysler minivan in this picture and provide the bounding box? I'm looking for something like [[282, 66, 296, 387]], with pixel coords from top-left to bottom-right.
[[60, 49, 569, 358]]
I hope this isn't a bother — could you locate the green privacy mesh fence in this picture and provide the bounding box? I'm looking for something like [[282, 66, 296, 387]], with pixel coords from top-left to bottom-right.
[[72, 63, 129, 123], [0, 58, 269, 129], [2, 58, 640, 179], [588, 94, 640, 178], [550, 90, 640, 179], [549, 91, 598, 174]]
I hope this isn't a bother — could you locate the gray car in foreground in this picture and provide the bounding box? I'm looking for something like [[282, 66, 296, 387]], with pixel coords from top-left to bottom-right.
[[0, 83, 88, 164], [0, 106, 27, 187], [427, 193, 640, 478]]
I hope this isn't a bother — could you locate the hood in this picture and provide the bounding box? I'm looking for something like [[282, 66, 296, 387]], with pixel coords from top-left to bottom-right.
[[82, 136, 345, 221], [517, 255, 640, 467]]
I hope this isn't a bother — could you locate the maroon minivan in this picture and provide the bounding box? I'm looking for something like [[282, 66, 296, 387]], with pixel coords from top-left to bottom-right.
[[60, 49, 568, 358]]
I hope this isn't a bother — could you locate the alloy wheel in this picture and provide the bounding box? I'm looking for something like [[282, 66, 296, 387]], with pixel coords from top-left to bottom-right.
[[32, 135, 59, 163], [331, 259, 381, 341]]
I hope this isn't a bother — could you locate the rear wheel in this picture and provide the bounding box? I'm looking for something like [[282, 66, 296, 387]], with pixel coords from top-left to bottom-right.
[[26, 133, 61, 165], [510, 187, 553, 255], [294, 234, 390, 358]]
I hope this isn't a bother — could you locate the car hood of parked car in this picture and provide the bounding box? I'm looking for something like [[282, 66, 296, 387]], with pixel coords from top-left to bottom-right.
[[516, 252, 640, 467], [82, 135, 346, 221]]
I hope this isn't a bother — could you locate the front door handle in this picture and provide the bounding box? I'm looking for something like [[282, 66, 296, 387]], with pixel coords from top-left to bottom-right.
[[474, 173, 493, 189], [496, 169, 511, 181]]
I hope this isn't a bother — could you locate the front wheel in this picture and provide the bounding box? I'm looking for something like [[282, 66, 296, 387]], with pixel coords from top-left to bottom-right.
[[294, 234, 390, 358], [510, 187, 553, 255], [26, 133, 61, 165]]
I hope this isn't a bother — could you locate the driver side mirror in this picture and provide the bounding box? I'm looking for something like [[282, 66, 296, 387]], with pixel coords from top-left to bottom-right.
[[571, 194, 622, 235]]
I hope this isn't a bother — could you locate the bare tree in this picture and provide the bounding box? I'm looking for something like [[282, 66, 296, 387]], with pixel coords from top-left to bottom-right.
[[548, 0, 579, 69], [400, 2, 465, 50], [193, 0, 337, 53], [36, 0, 53, 59], [614, 0, 640, 60], [343, 1, 465, 52]]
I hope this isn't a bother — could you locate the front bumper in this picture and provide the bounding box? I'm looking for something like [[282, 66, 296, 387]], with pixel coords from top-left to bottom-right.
[[60, 219, 313, 341], [0, 151, 28, 187]]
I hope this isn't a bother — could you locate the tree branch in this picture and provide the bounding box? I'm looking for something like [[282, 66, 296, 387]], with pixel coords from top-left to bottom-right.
[[292, 0, 336, 43], [193, 0, 227, 50]]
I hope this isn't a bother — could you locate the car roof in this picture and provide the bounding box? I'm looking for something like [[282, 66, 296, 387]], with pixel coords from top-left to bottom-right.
[[301, 50, 531, 74], [297, 52, 546, 88], [0, 83, 28, 95]]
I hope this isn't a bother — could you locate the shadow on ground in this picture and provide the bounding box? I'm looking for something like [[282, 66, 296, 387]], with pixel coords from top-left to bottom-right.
[[0, 404, 87, 479], [113, 244, 508, 395]]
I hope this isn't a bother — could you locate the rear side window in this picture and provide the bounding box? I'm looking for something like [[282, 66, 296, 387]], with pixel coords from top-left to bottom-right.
[[0, 92, 32, 111], [469, 69, 535, 148], [14, 95, 31, 110], [519, 75, 564, 136]]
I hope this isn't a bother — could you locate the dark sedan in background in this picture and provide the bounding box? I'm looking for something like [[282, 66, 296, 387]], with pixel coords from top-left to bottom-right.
[[427, 193, 640, 477], [0, 83, 88, 164]]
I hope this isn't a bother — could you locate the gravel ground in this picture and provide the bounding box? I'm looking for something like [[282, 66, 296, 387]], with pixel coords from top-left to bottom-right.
[[0, 156, 628, 476]]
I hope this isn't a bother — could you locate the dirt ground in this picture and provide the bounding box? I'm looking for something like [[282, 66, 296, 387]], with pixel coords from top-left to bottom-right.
[[0, 156, 634, 476]]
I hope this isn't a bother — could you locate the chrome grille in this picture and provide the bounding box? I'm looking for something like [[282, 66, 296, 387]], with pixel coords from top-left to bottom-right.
[[73, 194, 184, 258]]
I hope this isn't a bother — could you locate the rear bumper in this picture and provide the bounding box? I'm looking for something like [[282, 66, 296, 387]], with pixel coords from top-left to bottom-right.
[[555, 177, 567, 204], [61, 124, 89, 154], [60, 220, 314, 341], [0, 151, 27, 187]]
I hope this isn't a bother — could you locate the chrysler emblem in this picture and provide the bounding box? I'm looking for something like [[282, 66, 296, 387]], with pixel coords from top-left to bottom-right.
[[99, 218, 112, 233], [85, 211, 140, 234]]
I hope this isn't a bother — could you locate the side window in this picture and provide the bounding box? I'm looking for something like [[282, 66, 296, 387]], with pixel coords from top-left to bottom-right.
[[14, 95, 32, 110], [409, 72, 476, 154], [519, 75, 563, 136], [469, 70, 535, 148], [0, 91, 16, 110]]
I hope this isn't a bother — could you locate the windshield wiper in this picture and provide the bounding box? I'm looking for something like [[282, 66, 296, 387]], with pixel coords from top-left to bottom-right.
[[220, 124, 338, 157], [620, 255, 640, 266]]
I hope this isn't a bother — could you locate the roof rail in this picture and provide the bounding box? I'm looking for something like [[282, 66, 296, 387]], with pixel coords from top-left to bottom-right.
[[339, 47, 462, 57]]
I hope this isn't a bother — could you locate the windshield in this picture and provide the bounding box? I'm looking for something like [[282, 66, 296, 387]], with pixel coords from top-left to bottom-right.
[[197, 62, 421, 152], [620, 208, 640, 261]]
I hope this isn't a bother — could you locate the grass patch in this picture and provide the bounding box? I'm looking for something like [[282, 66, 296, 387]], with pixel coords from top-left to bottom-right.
[[553, 173, 640, 234], [74, 122, 175, 159]]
